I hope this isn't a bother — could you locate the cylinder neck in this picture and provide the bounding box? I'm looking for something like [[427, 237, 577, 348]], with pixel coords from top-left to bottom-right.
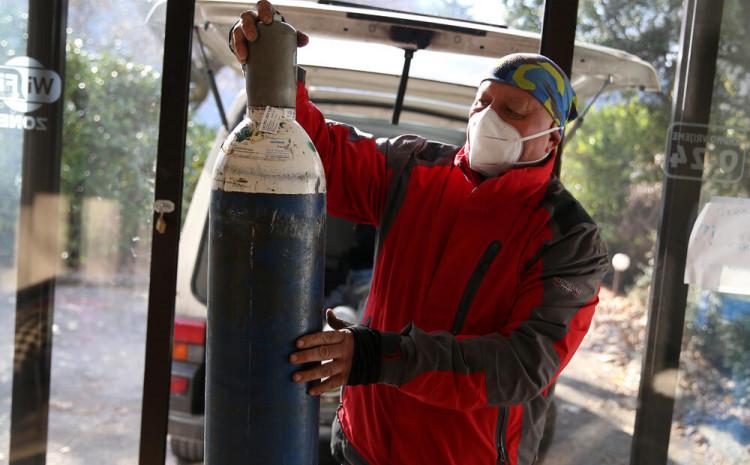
[[244, 18, 298, 110]]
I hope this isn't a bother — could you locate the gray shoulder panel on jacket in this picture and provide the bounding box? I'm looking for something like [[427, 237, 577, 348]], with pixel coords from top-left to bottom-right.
[[377, 134, 460, 243]]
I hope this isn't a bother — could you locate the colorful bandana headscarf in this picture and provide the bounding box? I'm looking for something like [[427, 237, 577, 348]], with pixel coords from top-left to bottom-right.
[[481, 53, 579, 131]]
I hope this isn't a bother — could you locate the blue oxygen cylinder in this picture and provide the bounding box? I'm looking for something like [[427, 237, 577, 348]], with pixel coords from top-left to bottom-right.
[[206, 15, 325, 465]]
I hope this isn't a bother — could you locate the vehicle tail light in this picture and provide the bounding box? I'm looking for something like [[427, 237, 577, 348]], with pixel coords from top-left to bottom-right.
[[171, 376, 188, 394], [172, 317, 207, 364], [174, 317, 206, 345], [173, 342, 189, 361]]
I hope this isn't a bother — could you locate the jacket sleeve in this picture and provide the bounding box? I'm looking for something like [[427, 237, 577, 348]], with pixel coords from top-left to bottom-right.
[[294, 78, 389, 225], [378, 221, 609, 411]]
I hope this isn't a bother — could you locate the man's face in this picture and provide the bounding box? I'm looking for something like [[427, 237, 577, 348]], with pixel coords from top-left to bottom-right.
[[468, 81, 561, 163]]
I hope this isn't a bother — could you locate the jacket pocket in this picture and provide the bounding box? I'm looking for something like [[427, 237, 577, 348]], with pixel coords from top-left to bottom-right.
[[451, 240, 502, 334]]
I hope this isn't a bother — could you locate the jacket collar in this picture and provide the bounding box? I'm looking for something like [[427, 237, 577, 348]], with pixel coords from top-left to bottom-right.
[[454, 144, 556, 204]]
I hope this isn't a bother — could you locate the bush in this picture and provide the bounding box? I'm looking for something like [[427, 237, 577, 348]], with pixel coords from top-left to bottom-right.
[[60, 38, 215, 275]]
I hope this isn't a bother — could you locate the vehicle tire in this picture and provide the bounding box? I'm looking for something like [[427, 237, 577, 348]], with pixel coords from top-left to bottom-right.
[[170, 436, 204, 464], [536, 399, 557, 464]]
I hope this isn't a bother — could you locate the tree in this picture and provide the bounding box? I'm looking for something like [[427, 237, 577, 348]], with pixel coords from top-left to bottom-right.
[[561, 97, 666, 281], [0, 3, 217, 277], [505, 0, 682, 92], [506, 0, 750, 289], [504, 0, 680, 286], [0, 3, 28, 267], [60, 38, 215, 274]]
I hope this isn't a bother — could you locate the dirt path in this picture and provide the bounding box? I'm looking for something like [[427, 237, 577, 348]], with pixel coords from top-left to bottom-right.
[[2, 285, 744, 464], [538, 349, 639, 465], [539, 328, 717, 465]]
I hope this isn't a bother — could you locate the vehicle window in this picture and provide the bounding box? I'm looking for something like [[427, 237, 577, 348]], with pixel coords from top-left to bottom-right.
[[305, 0, 540, 29]]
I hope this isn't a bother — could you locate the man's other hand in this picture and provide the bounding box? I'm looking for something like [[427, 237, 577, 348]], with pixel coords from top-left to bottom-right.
[[290, 309, 354, 396], [231, 0, 309, 64]]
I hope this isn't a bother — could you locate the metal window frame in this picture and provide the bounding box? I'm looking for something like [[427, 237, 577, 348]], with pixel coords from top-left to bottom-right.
[[9, 0, 68, 464], [630, 0, 725, 464], [137, 1, 195, 464], [540, 0, 579, 177]]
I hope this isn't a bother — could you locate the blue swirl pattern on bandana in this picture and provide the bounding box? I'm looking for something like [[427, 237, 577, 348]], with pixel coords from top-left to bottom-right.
[[482, 53, 579, 130]]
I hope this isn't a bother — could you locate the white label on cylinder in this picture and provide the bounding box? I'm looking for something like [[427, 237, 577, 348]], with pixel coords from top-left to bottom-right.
[[259, 106, 283, 134], [229, 138, 292, 160]]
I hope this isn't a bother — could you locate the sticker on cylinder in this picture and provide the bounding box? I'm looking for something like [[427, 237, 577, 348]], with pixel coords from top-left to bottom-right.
[[228, 137, 292, 160], [260, 106, 284, 134]]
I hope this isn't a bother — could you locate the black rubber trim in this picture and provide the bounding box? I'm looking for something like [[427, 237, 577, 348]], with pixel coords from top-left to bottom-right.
[[319, 0, 507, 30], [345, 11, 492, 35], [451, 240, 502, 334]]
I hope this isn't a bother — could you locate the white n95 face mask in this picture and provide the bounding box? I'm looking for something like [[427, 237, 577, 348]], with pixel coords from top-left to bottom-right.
[[467, 106, 561, 178]]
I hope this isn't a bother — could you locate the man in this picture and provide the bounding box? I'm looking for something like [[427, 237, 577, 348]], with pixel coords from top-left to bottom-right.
[[230, 2, 609, 464]]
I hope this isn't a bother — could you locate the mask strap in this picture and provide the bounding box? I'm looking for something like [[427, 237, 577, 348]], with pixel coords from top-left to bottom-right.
[[519, 126, 562, 142], [513, 150, 553, 167]]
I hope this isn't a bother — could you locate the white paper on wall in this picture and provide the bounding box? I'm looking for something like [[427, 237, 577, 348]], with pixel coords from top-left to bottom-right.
[[684, 196, 750, 295]]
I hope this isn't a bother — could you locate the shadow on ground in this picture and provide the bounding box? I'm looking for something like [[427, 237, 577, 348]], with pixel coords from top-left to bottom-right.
[[538, 370, 678, 465]]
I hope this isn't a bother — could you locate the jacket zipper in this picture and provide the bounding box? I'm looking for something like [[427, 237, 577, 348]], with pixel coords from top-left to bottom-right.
[[451, 240, 502, 334], [497, 406, 508, 464]]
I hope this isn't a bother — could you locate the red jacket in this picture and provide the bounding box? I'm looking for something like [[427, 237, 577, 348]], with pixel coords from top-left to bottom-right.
[[296, 79, 609, 465]]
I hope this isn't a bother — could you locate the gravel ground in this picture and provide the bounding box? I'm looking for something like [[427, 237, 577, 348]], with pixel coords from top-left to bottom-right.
[[540, 288, 746, 465], [0, 284, 745, 464], [0, 283, 182, 465]]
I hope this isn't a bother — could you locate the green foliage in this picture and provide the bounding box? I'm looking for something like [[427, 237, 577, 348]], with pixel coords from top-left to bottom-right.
[[0, 5, 28, 266], [701, 0, 750, 200], [692, 293, 750, 384], [506, 0, 750, 290], [0, 133, 22, 266], [503, 0, 544, 32], [61, 38, 215, 272], [505, 0, 682, 87], [504, 0, 684, 287], [0, 3, 215, 274], [563, 99, 664, 223], [562, 98, 668, 281], [577, 0, 683, 91], [61, 39, 161, 270]]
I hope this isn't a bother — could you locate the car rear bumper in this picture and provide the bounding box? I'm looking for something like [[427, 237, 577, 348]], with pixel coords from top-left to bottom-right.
[[169, 411, 204, 441]]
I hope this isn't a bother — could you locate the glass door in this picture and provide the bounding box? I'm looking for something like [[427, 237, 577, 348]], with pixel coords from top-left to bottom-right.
[[0, 1, 32, 460], [2, 0, 176, 463], [666, 0, 750, 463]]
